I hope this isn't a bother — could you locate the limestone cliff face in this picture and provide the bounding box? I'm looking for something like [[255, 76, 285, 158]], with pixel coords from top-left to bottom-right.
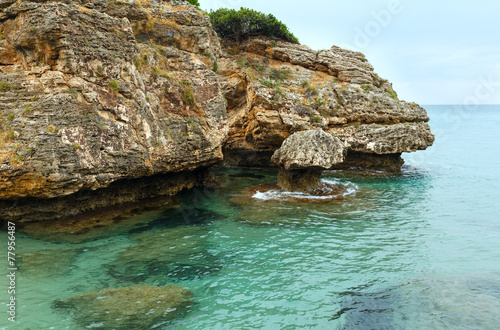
[[0, 1, 434, 222], [0, 0, 227, 220], [219, 38, 434, 170]]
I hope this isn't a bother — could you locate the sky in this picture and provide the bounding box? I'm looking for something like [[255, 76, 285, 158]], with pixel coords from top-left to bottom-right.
[[201, 0, 500, 105]]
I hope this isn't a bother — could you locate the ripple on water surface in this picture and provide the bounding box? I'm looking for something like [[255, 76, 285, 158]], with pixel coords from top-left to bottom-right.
[[2, 135, 500, 330]]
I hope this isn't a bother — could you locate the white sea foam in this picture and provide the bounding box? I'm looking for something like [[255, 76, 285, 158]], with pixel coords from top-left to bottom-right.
[[252, 178, 358, 201]]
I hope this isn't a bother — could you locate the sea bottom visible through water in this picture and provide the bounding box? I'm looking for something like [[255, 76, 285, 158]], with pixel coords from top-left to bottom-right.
[[1, 105, 500, 329]]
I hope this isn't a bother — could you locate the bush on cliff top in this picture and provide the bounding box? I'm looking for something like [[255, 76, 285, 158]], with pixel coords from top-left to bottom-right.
[[175, 0, 200, 7], [208, 8, 299, 43]]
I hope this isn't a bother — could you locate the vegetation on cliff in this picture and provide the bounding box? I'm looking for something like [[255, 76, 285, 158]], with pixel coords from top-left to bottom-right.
[[178, 0, 200, 6], [208, 8, 299, 43]]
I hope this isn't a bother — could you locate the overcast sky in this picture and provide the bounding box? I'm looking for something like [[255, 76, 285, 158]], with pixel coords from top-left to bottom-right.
[[201, 0, 500, 105]]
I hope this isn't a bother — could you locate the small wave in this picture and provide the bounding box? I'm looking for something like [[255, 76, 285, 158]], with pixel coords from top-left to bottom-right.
[[252, 180, 358, 201], [321, 178, 359, 195]]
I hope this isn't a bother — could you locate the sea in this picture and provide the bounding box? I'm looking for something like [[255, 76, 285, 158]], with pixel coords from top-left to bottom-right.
[[1, 105, 499, 329]]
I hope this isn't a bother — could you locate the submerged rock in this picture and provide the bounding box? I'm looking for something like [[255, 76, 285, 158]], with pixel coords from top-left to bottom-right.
[[334, 273, 500, 329], [107, 225, 221, 282], [18, 196, 179, 243], [229, 180, 378, 226], [53, 285, 193, 329], [271, 129, 345, 192], [18, 249, 77, 277]]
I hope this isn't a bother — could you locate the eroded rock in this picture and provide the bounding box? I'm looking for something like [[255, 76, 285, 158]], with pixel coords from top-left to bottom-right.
[[219, 38, 434, 170], [0, 0, 227, 221], [271, 129, 345, 192]]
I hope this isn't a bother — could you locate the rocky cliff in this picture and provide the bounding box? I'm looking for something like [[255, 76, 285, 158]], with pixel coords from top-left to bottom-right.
[[0, 1, 433, 223], [219, 38, 434, 170], [0, 0, 227, 221]]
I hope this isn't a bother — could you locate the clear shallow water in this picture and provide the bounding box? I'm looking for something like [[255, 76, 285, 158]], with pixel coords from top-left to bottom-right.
[[1, 105, 500, 329]]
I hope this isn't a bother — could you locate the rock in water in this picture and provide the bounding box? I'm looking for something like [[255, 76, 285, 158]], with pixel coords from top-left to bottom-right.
[[271, 129, 345, 170], [271, 129, 345, 192], [53, 285, 193, 329]]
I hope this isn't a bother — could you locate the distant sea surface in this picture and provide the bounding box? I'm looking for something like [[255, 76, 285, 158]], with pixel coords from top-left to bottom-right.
[[1, 105, 500, 329]]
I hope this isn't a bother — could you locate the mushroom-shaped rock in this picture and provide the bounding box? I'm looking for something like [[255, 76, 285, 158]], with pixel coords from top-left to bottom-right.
[[271, 129, 346, 192]]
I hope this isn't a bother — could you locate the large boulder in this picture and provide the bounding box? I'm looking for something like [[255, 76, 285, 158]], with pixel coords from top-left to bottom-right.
[[271, 128, 345, 170], [271, 129, 345, 192]]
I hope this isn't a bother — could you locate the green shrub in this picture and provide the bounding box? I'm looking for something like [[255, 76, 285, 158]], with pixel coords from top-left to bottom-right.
[[212, 61, 218, 73], [314, 98, 325, 106], [109, 80, 119, 94], [269, 68, 291, 81], [310, 114, 322, 123], [134, 54, 148, 71], [0, 81, 10, 92], [236, 57, 249, 68], [272, 88, 286, 101], [46, 125, 57, 133], [385, 89, 398, 100], [174, 0, 199, 6], [180, 80, 196, 106], [22, 105, 32, 115], [305, 86, 318, 98], [362, 84, 372, 93], [152, 66, 173, 79], [260, 79, 282, 88], [252, 63, 266, 73], [208, 8, 299, 43]]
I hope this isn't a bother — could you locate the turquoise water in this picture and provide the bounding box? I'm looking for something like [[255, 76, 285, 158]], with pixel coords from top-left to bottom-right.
[[1, 105, 500, 329]]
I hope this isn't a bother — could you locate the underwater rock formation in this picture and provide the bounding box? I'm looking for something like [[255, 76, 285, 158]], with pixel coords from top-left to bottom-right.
[[107, 225, 221, 282], [271, 129, 345, 192], [18, 249, 77, 277], [53, 284, 193, 328]]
